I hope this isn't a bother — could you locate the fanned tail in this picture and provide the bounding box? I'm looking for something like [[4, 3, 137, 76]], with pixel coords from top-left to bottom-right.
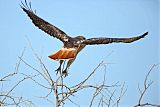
[[48, 48, 77, 60]]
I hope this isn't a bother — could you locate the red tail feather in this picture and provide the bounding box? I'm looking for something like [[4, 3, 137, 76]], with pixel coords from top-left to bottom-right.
[[48, 48, 77, 60]]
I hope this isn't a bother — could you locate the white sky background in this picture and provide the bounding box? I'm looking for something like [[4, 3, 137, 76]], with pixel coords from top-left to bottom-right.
[[0, 0, 159, 106]]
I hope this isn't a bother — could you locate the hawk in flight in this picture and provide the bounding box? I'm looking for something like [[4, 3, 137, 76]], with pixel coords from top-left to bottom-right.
[[21, 1, 148, 76]]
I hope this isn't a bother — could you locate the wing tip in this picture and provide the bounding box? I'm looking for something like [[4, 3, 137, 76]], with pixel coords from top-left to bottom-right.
[[141, 32, 148, 38], [20, 0, 34, 13]]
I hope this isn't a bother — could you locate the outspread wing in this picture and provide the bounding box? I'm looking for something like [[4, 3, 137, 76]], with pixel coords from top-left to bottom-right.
[[21, 1, 70, 42], [81, 32, 148, 45]]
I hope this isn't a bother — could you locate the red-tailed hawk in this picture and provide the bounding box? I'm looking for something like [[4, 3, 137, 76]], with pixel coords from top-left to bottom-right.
[[21, 1, 148, 76]]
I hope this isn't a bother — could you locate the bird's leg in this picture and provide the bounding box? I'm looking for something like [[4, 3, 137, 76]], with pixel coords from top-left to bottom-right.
[[62, 59, 75, 77], [55, 60, 64, 75]]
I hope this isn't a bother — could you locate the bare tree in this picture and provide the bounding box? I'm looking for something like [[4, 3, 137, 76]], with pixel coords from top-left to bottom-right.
[[1, 44, 159, 107], [18, 46, 121, 107]]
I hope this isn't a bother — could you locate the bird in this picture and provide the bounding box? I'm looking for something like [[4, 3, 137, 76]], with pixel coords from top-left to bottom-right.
[[21, 1, 148, 77]]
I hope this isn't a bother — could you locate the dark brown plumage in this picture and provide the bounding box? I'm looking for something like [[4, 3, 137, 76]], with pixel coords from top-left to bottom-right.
[[21, 1, 148, 77]]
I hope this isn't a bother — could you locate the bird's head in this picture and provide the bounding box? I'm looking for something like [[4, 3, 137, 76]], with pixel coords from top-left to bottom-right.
[[76, 36, 86, 40]]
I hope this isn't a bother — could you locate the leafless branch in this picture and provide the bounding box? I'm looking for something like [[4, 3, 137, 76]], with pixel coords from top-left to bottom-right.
[[111, 82, 127, 107], [134, 64, 160, 107], [0, 48, 35, 107]]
